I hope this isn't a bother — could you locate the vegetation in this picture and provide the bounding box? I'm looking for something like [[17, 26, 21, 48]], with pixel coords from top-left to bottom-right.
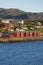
[[0, 18, 43, 33], [0, 8, 43, 20]]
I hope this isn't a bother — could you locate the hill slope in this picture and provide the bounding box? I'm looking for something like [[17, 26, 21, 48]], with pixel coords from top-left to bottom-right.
[[0, 8, 43, 21]]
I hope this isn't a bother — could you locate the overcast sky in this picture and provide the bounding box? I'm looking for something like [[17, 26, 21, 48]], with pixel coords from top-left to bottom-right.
[[0, 0, 43, 12]]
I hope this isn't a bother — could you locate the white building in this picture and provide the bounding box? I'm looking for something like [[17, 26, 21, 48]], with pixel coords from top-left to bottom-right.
[[18, 20, 24, 24], [16, 28, 24, 32], [2, 20, 10, 23]]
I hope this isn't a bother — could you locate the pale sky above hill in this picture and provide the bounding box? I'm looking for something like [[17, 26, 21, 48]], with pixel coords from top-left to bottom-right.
[[0, 0, 43, 12]]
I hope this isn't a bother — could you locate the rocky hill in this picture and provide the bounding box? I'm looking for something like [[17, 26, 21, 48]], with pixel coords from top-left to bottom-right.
[[0, 8, 43, 21]]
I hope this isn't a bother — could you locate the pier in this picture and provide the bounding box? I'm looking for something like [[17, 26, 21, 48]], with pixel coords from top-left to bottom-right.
[[0, 36, 43, 43]]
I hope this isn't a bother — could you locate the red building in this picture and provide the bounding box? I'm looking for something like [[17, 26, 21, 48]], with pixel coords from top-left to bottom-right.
[[29, 32, 33, 37], [1, 34, 10, 38], [17, 32, 21, 38], [10, 34, 14, 38], [21, 32, 25, 38], [5, 25, 10, 29], [0, 23, 5, 28], [26, 32, 29, 38]]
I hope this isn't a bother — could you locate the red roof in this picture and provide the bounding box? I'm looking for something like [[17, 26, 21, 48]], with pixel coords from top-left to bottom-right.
[[5, 25, 10, 29], [10, 34, 14, 38]]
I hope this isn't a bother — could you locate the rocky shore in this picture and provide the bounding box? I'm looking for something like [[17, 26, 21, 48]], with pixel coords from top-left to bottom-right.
[[0, 36, 43, 43]]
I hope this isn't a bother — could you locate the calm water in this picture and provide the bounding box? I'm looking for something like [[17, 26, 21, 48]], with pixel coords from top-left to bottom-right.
[[0, 41, 43, 65]]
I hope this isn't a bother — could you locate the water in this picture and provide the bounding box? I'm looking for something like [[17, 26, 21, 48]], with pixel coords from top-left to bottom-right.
[[0, 41, 43, 65]]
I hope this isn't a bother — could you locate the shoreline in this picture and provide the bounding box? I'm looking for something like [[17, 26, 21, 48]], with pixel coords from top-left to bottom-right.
[[0, 36, 43, 43]]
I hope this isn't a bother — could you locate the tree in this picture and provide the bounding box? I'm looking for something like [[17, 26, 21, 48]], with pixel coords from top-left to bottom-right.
[[0, 19, 1, 22]]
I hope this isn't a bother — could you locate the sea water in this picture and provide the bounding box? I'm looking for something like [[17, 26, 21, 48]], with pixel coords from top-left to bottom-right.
[[0, 41, 43, 65]]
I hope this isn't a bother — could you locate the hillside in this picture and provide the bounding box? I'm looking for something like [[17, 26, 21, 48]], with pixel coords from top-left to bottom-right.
[[0, 8, 43, 21]]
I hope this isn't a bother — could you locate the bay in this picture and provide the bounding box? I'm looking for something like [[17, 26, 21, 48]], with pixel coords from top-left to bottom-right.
[[0, 41, 43, 65]]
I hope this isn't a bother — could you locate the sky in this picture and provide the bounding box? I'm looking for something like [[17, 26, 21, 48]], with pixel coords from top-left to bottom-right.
[[0, 0, 43, 12]]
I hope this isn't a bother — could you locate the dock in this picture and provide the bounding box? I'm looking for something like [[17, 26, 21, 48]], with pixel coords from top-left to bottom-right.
[[0, 36, 43, 43]]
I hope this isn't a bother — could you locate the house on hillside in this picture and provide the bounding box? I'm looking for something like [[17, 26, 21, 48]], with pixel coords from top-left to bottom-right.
[[18, 20, 24, 24], [35, 25, 43, 29], [0, 22, 5, 28], [16, 28, 24, 32], [2, 20, 10, 23]]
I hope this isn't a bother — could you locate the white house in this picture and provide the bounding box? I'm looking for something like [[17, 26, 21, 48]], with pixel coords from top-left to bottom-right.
[[2, 20, 10, 23], [16, 28, 24, 32]]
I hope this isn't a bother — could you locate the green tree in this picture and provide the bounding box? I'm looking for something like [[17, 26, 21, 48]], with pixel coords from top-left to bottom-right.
[[0, 19, 1, 22]]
